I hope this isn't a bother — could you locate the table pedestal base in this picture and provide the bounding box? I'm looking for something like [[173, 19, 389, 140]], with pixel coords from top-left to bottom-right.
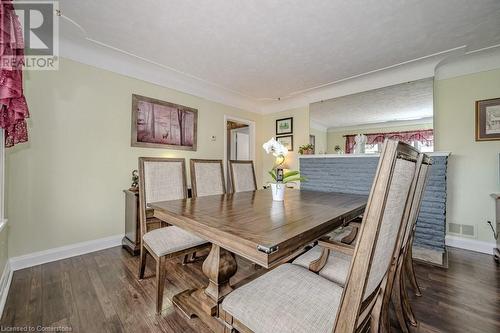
[[173, 244, 238, 333], [173, 289, 227, 333]]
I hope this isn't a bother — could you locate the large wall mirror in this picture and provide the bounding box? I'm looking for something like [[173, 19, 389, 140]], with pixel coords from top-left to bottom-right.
[[309, 78, 434, 154]]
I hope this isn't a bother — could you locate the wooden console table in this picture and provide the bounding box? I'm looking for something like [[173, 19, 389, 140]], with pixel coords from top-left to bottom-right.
[[492, 193, 500, 262], [122, 189, 162, 255], [122, 188, 194, 255]]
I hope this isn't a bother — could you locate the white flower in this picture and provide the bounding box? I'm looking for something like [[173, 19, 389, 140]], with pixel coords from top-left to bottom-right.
[[262, 137, 277, 154], [263, 137, 288, 157]]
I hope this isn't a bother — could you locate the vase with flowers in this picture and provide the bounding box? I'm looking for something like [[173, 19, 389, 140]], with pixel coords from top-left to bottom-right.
[[263, 138, 306, 201]]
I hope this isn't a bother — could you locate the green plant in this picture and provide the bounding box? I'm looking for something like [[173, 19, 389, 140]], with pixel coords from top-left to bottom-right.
[[268, 169, 306, 184], [298, 144, 314, 155]]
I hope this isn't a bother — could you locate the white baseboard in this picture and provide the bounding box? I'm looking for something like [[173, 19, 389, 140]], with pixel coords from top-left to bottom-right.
[[0, 260, 13, 319], [445, 235, 496, 255], [9, 234, 124, 271]]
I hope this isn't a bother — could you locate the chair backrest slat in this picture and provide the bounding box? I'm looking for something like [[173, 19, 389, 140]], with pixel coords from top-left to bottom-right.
[[138, 157, 187, 240], [229, 160, 257, 193], [190, 159, 226, 197], [333, 140, 422, 333], [402, 160, 431, 248]]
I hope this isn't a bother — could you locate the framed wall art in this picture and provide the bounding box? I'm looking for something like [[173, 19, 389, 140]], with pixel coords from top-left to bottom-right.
[[476, 97, 500, 141], [131, 94, 198, 150], [277, 135, 293, 151], [276, 117, 293, 135]]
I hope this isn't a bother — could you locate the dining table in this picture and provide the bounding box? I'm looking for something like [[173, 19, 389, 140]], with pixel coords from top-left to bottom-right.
[[149, 189, 368, 332]]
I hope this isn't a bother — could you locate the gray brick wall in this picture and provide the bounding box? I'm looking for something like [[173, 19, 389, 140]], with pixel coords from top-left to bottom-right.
[[300, 155, 448, 251]]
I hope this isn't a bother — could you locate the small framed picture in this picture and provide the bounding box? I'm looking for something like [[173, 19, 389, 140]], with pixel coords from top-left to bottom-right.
[[276, 117, 293, 135], [476, 97, 500, 141], [277, 135, 293, 151]]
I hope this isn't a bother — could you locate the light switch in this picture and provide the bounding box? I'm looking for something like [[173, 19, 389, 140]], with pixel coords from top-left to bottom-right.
[[211, 135, 216, 141]]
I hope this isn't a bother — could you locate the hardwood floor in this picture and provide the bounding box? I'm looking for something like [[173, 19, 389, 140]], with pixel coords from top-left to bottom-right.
[[1, 246, 498, 332]]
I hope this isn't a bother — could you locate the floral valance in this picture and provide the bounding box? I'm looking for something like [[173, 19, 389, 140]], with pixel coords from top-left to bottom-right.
[[0, 1, 30, 147], [345, 129, 434, 153]]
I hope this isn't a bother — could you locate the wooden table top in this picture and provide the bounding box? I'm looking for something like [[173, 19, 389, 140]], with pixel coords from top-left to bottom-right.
[[150, 189, 367, 268]]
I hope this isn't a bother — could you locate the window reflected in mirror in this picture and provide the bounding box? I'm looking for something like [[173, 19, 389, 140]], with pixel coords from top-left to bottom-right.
[[310, 78, 434, 154]]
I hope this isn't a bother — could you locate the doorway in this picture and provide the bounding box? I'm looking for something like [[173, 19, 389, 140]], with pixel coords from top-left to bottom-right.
[[224, 116, 256, 191], [228, 121, 250, 160]]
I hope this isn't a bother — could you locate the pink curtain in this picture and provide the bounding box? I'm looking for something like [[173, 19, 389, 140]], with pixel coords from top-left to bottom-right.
[[0, 1, 29, 147], [345, 135, 356, 154], [344, 129, 434, 153]]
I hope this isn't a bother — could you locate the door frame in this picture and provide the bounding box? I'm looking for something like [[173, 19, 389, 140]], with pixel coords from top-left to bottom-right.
[[223, 115, 256, 190]]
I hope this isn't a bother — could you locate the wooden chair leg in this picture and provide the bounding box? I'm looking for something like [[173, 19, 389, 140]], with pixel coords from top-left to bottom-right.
[[405, 246, 422, 297], [369, 290, 384, 333], [391, 264, 410, 333], [401, 268, 418, 327], [139, 246, 147, 279], [221, 308, 234, 333], [155, 256, 167, 314]]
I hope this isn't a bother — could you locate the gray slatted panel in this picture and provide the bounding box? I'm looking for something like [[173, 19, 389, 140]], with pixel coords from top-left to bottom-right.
[[300, 155, 448, 251]]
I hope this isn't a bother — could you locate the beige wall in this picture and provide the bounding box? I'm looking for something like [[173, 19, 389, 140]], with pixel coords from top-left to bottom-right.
[[6, 58, 263, 257], [327, 123, 434, 153], [434, 68, 500, 243], [309, 127, 327, 154], [261, 107, 310, 184]]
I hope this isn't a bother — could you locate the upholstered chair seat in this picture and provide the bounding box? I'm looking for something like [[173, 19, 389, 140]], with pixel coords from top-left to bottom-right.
[[293, 245, 351, 286], [222, 263, 343, 333], [143, 226, 207, 257]]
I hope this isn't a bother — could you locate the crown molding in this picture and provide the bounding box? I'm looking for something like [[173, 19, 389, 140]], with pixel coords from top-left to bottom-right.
[[326, 117, 434, 133], [59, 36, 262, 112], [435, 44, 500, 80], [59, 25, 500, 116], [260, 47, 467, 114]]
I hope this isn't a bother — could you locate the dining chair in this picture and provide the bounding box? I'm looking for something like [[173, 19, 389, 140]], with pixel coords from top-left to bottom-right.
[[137, 157, 209, 314], [292, 153, 431, 332], [229, 160, 257, 193], [391, 159, 430, 332], [190, 159, 226, 197], [221, 140, 421, 333]]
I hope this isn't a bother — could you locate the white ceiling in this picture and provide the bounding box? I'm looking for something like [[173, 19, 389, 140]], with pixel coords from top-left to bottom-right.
[[58, 0, 500, 111], [310, 78, 433, 129]]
